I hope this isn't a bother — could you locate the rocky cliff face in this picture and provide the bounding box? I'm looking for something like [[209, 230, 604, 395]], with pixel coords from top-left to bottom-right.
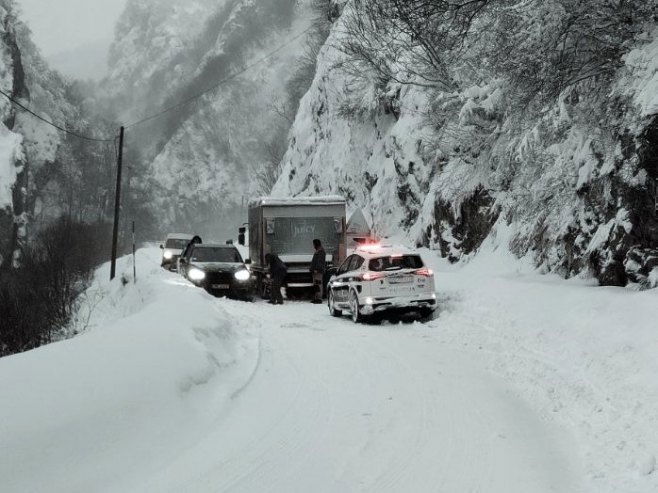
[[274, 0, 658, 288], [104, 0, 323, 237], [0, 0, 112, 268]]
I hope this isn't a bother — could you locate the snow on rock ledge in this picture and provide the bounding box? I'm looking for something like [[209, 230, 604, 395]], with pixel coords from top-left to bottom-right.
[[0, 126, 23, 209], [275, 7, 658, 287], [622, 28, 658, 117]]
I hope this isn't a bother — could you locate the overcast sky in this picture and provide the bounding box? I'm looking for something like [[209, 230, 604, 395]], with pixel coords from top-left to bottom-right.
[[17, 0, 129, 79]]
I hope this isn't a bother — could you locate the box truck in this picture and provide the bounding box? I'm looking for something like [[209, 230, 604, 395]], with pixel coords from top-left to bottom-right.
[[243, 196, 347, 298]]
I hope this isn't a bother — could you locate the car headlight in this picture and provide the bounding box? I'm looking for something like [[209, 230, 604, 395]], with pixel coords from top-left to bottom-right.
[[234, 269, 250, 282], [163, 250, 173, 260], [188, 268, 206, 281]]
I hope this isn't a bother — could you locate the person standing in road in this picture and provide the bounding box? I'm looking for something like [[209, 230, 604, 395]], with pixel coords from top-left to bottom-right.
[[310, 239, 326, 304], [265, 253, 287, 305]]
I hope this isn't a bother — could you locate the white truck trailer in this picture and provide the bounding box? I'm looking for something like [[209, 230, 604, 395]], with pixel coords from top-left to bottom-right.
[[243, 196, 347, 298]]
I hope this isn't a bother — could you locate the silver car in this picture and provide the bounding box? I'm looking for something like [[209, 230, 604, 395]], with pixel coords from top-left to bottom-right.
[[160, 233, 193, 271]]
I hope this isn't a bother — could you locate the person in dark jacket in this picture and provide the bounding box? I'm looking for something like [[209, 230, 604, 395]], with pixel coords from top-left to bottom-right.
[[179, 235, 202, 268], [310, 239, 326, 304], [265, 253, 287, 305]]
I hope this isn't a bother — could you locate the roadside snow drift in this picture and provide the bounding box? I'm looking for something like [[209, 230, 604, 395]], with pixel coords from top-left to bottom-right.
[[0, 249, 259, 493], [423, 238, 658, 493]]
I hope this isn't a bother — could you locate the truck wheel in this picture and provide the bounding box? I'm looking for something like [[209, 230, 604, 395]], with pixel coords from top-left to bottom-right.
[[261, 282, 270, 300], [328, 290, 342, 317], [349, 290, 362, 323]]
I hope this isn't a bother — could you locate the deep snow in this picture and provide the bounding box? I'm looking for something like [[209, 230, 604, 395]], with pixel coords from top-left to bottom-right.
[[0, 249, 260, 492], [1, 246, 657, 492], [423, 243, 658, 492]]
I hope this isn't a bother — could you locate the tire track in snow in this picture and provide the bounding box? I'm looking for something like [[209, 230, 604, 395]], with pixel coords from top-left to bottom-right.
[[135, 298, 583, 493]]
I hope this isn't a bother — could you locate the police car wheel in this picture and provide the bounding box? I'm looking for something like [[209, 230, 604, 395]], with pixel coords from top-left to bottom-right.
[[328, 290, 342, 317], [349, 291, 361, 323]]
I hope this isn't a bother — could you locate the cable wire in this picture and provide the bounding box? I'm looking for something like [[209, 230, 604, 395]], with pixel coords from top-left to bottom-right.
[[0, 89, 115, 143], [1, 25, 314, 140], [124, 25, 314, 129]]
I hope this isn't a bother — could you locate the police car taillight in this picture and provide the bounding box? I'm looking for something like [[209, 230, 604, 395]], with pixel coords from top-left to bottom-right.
[[415, 268, 433, 277], [357, 243, 382, 253]]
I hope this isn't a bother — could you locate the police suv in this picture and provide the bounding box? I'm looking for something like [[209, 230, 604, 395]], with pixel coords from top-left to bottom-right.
[[327, 244, 437, 323]]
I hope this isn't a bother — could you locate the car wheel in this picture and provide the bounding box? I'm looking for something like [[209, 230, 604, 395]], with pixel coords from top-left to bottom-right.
[[349, 290, 362, 323], [328, 289, 342, 317], [258, 275, 270, 300]]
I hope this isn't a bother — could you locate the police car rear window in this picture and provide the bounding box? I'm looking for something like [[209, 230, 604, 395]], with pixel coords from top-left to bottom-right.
[[368, 255, 424, 272]]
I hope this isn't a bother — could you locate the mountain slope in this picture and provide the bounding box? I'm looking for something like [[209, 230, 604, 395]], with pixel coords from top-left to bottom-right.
[[274, 0, 658, 287], [104, 0, 325, 237], [0, 0, 115, 267]]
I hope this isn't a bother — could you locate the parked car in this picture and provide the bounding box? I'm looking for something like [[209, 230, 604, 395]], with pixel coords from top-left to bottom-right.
[[327, 244, 437, 323], [179, 243, 255, 299], [160, 233, 193, 270]]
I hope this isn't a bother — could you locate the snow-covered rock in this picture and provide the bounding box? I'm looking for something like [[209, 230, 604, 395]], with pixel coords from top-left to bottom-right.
[[274, 2, 658, 287]]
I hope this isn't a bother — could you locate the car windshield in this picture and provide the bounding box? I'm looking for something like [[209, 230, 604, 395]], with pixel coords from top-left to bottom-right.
[[368, 255, 424, 272], [191, 247, 242, 263], [165, 238, 189, 249]]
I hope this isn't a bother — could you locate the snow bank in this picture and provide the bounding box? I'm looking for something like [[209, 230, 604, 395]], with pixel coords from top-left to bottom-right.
[[0, 248, 260, 493], [425, 243, 658, 492]]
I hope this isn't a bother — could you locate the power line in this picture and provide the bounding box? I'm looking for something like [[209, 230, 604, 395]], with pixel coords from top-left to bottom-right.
[[0, 25, 315, 141], [124, 25, 314, 129], [0, 89, 115, 143]]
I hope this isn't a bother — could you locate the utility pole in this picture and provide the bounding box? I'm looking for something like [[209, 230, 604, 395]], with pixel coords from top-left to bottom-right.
[[132, 220, 136, 283], [110, 126, 125, 281]]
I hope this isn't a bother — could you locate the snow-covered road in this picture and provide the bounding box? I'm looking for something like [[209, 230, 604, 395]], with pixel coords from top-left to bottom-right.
[[2, 247, 657, 492], [137, 299, 580, 493]]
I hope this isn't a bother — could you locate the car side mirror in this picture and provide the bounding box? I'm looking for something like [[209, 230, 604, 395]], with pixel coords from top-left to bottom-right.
[[245, 258, 252, 265], [160, 244, 164, 249]]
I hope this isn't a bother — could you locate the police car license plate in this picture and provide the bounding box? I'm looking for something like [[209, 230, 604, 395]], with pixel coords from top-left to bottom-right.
[[389, 275, 413, 284], [212, 284, 230, 290]]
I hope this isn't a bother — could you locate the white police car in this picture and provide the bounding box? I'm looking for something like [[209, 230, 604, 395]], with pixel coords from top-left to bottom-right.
[[327, 244, 437, 323]]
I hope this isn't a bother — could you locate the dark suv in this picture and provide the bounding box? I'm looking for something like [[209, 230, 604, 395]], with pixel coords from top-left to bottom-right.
[[179, 243, 255, 299]]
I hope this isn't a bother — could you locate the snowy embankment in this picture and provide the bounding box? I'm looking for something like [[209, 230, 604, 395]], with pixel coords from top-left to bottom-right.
[[423, 235, 658, 492], [0, 248, 260, 493]]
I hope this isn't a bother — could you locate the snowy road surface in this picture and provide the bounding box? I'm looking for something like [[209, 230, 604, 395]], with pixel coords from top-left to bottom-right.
[[138, 301, 580, 492], [2, 247, 657, 492]]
